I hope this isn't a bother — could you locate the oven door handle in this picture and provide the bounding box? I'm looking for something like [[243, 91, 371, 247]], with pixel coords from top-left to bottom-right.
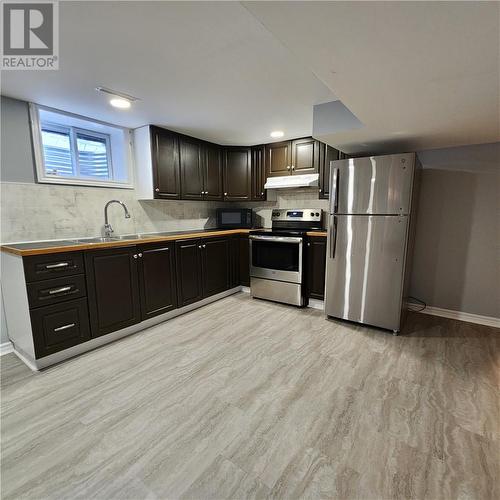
[[249, 235, 303, 244]]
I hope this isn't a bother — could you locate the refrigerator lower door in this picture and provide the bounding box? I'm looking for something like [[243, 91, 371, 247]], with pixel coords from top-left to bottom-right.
[[325, 214, 409, 331]]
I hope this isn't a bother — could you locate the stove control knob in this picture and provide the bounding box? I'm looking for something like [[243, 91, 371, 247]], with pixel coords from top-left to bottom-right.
[[315, 212, 320, 216], [310, 212, 314, 216]]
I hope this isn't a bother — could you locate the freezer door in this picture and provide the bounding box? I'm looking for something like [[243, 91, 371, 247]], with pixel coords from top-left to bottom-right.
[[329, 153, 415, 215], [325, 215, 408, 331]]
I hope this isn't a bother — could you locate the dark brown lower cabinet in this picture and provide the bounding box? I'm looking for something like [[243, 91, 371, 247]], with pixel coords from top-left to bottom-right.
[[239, 235, 250, 286], [306, 237, 327, 300], [202, 237, 230, 297], [175, 239, 204, 307], [229, 235, 240, 288], [176, 236, 233, 306], [30, 298, 91, 358], [138, 242, 177, 320], [85, 247, 142, 337]]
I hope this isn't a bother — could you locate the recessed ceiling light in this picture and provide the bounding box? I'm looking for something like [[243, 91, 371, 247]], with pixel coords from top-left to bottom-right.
[[96, 86, 138, 110], [270, 130, 284, 138], [109, 98, 131, 109]]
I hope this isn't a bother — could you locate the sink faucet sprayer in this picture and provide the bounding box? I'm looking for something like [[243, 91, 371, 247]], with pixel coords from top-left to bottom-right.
[[103, 200, 131, 237]]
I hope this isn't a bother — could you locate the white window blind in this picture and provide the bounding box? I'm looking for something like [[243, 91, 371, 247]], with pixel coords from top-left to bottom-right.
[[40, 123, 112, 180]]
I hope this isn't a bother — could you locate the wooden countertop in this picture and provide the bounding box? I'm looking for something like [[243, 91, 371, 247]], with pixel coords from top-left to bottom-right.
[[1, 228, 327, 257], [306, 231, 327, 237]]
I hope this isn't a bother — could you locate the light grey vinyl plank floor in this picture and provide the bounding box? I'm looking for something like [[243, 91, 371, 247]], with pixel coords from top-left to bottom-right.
[[1, 292, 498, 499]]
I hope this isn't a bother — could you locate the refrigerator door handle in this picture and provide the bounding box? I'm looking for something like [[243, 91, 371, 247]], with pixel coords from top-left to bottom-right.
[[329, 215, 337, 259], [330, 167, 339, 213]]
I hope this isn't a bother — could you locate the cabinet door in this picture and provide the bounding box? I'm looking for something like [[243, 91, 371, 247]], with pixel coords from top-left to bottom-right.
[[85, 247, 141, 337], [151, 127, 180, 199], [175, 239, 203, 307], [229, 235, 240, 288], [306, 237, 327, 300], [203, 144, 223, 200], [239, 234, 250, 286], [265, 141, 291, 177], [251, 145, 266, 201], [201, 237, 230, 297], [180, 136, 203, 200], [319, 144, 339, 199], [223, 148, 251, 201], [138, 243, 177, 320], [291, 137, 320, 175]]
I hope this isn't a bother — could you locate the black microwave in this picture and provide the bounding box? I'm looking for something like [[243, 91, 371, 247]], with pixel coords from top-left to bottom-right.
[[216, 208, 253, 229]]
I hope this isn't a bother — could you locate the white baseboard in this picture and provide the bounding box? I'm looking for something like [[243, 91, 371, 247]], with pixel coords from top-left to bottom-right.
[[0, 341, 13, 356], [419, 306, 500, 328]]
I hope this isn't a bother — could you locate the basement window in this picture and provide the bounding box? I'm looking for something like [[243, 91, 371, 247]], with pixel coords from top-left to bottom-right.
[[30, 104, 133, 188]]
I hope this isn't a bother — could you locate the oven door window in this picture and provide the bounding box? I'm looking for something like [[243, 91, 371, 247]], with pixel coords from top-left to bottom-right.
[[252, 240, 299, 272]]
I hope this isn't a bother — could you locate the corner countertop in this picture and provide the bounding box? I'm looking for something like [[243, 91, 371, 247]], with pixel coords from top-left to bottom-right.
[[1, 228, 328, 257]]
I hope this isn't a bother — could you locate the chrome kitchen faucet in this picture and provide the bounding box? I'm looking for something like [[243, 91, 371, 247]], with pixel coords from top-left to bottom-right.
[[103, 200, 131, 237]]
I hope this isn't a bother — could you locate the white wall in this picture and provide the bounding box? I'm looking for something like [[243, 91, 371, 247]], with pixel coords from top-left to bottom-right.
[[410, 143, 499, 318]]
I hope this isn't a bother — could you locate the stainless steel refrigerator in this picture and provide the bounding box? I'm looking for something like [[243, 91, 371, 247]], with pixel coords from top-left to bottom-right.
[[324, 153, 420, 333]]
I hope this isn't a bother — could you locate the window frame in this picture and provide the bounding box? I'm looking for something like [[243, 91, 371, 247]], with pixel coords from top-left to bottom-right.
[[30, 103, 134, 189]]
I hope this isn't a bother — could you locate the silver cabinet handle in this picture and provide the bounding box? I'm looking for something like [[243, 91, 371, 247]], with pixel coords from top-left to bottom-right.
[[224, 192, 228, 196], [198, 245, 202, 249], [291, 165, 295, 170], [45, 262, 69, 269], [307, 242, 311, 247], [202, 244, 206, 248], [319, 188, 322, 193], [155, 188, 160, 192], [133, 254, 138, 259], [138, 253, 143, 258], [261, 192, 264, 195], [287, 166, 291, 170], [54, 323, 75, 332], [48, 286, 72, 295]]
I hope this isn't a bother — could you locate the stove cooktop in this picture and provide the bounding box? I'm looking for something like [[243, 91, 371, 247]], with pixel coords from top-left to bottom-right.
[[250, 228, 324, 237]]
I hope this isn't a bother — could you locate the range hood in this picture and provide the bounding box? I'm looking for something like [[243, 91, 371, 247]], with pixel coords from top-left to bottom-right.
[[264, 173, 319, 190]]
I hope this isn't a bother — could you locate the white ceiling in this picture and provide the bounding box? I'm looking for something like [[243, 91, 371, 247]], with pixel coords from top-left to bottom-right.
[[1, 1, 498, 152], [0, 1, 336, 145], [243, 1, 500, 154]]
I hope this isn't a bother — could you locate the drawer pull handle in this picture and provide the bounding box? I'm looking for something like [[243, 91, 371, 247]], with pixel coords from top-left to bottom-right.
[[48, 286, 72, 295], [45, 262, 69, 269], [54, 323, 76, 332]]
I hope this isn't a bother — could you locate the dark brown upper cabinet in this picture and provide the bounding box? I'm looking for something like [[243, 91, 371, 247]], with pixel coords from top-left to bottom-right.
[[85, 247, 142, 338], [151, 126, 181, 200], [265, 140, 291, 177], [251, 145, 266, 201], [180, 136, 204, 200], [265, 137, 320, 178], [306, 236, 327, 300], [223, 147, 251, 201], [318, 143, 340, 199], [202, 143, 223, 201], [138, 242, 177, 320], [291, 137, 320, 174]]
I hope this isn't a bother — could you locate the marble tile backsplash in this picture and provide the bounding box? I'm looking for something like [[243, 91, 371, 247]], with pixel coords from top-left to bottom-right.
[[0, 182, 329, 243]]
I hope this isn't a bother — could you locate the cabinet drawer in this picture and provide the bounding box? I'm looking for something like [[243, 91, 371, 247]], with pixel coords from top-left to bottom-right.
[[30, 298, 91, 358], [27, 275, 86, 309], [24, 252, 84, 282]]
